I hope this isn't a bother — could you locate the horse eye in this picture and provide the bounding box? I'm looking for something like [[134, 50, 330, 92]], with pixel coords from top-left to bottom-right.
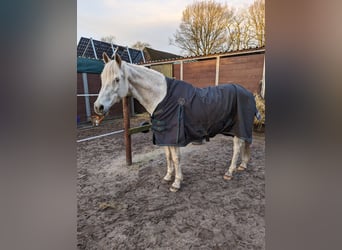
[[115, 77, 120, 82]]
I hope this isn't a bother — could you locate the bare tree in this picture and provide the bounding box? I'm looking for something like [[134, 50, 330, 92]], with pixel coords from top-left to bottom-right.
[[226, 0, 265, 51], [131, 41, 152, 50], [170, 0, 234, 56], [246, 0, 265, 47], [226, 10, 253, 50], [172, 0, 265, 55], [100, 35, 116, 44], [227, 12, 244, 51]]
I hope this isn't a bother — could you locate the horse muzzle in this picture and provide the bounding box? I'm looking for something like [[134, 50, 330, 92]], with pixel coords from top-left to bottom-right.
[[94, 102, 108, 116]]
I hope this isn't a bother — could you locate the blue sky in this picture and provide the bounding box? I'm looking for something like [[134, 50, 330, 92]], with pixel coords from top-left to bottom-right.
[[77, 0, 255, 55]]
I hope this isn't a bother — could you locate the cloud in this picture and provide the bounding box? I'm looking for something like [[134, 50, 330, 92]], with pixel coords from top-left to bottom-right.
[[77, 0, 256, 54]]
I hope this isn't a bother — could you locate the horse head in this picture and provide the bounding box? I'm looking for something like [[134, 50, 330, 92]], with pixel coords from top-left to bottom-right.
[[94, 52, 129, 116]]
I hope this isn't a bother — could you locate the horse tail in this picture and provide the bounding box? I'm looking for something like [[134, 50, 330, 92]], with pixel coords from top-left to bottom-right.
[[255, 110, 262, 121], [253, 92, 263, 121]]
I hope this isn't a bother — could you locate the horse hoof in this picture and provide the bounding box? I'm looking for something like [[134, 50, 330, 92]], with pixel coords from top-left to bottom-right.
[[163, 177, 173, 182], [170, 186, 179, 192], [223, 174, 232, 180], [237, 166, 246, 171]]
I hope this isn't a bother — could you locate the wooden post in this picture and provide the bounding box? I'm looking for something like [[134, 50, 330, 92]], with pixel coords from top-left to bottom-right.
[[215, 56, 220, 86], [122, 96, 132, 165], [180, 60, 183, 80]]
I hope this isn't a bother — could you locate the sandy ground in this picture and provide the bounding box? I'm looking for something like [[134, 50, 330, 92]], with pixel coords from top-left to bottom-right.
[[77, 114, 265, 249]]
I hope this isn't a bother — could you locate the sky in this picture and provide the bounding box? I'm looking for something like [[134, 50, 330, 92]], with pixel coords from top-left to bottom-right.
[[77, 0, 255, 55]]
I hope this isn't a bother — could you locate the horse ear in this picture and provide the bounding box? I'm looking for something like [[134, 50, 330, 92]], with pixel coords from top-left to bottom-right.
[[115, 53, 122, 68], [103, 52, 110, 63]]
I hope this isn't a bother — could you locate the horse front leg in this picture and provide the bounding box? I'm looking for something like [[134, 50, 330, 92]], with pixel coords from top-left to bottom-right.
[[169, 146, 182, 192], [224, 136, 243, 180], [163, 146, 174, 181]]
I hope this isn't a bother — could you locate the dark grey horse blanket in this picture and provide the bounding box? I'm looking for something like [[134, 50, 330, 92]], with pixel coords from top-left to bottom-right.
[[151, 77, 258, 146]]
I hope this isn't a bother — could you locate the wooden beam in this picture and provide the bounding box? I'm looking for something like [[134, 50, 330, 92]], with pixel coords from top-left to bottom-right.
[[122, 96, 132, 165], [128, 124, 151, 135]]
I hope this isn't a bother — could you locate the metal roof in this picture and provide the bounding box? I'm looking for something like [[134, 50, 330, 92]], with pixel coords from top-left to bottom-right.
[[140, 46, 265, 65], [77, 37, 144, 64]]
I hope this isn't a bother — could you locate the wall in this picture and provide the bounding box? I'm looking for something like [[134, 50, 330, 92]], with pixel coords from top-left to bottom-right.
[[219, 53, 264, 92], [173, 52, 264, 92], [151, 64, 173, 78]]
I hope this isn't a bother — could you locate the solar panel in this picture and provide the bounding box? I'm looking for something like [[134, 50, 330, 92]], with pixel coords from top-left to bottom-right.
[[77, 37, 144, 64]]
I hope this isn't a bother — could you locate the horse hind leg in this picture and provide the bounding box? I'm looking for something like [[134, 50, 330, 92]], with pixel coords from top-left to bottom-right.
[[237, 141, 250, 171], [163, 146, 174, 182], [224, 136, 243, 180], [169, 146, 182, 192]]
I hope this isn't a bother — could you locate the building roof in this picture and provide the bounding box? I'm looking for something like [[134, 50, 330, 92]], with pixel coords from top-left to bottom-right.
[[140, 46, 265, 65], [143, 47, 180, 62]]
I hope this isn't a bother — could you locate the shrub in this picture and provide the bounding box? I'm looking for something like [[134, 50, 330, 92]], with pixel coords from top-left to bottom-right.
[[254, 93, 265, 130]]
